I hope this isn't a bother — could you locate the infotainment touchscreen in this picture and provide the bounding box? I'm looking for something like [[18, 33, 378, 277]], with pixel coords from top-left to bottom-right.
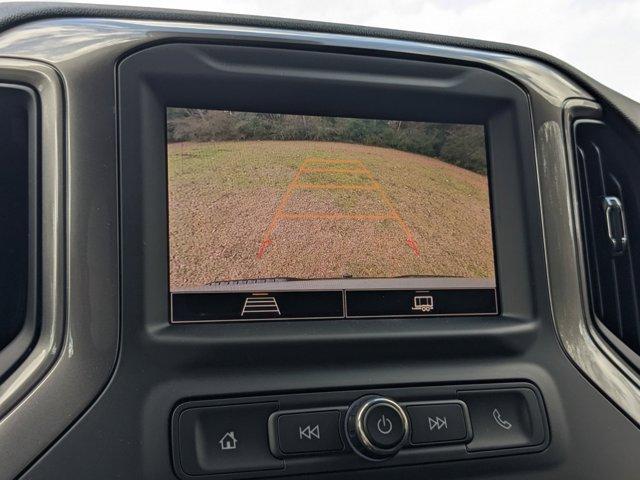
[[167, 108, 497, 322]]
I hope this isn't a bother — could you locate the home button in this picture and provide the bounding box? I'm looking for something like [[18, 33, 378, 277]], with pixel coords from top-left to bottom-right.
[[177, 403, 283, 475]]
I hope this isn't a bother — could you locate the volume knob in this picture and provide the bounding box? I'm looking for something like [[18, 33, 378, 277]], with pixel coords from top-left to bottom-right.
[[345, 395, 409, 461]]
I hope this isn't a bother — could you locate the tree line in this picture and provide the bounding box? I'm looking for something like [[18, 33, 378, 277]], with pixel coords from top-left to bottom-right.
[[167, 109, 487, 174]]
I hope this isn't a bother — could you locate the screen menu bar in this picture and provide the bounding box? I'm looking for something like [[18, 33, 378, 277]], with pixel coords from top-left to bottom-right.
[[171, 288, 498, 323]]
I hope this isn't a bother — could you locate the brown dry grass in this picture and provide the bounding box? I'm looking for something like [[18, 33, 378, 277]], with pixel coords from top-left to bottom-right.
[[168, 140, 494, 289]]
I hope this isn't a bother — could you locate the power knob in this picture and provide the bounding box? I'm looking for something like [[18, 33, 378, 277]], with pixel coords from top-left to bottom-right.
[[344, 395, 410, 461]]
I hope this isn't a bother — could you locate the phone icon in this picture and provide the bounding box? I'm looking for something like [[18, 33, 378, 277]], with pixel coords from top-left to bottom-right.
[[492, 408, 512, 430]]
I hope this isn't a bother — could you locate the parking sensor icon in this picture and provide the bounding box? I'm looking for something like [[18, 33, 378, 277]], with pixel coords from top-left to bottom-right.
[[241, 293, 281, 316]]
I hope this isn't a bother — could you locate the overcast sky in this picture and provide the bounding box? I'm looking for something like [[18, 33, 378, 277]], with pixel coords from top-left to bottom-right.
[[7, 0, 640, 101]]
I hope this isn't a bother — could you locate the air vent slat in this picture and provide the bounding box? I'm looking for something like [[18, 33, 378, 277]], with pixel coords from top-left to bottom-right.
[[574, 119, 640, 358]]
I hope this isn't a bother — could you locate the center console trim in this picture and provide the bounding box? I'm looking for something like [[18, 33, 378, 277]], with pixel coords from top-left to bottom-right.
[[171, 381, 550, 479]]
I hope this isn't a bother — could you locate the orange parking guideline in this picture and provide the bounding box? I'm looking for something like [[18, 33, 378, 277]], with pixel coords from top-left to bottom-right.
[[293, 183, 380, 190], [280, 212, 395, 221], [359, 164, 420, 255], [300, 167, 369, 174], [257, 158, 420, 258], [256, 167, 304, 258]]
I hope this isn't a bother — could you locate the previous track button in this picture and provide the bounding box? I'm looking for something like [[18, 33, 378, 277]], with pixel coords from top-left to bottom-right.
[[276, 410, 343, 454]]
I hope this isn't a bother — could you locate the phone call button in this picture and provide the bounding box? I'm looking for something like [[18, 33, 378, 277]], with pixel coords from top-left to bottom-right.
[[459, 388, 546, 452]]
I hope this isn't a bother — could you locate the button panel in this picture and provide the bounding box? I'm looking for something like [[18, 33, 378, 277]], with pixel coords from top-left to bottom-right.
[[172, 382, 549, 480]]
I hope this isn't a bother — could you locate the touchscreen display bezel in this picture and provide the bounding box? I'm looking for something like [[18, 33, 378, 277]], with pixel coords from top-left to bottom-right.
[[118, 41, 542, 330]]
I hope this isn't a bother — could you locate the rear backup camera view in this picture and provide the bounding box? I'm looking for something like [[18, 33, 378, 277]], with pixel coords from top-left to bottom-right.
[[167, 109, 495, 291]]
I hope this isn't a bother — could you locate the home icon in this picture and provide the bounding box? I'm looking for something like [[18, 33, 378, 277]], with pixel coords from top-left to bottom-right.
[[219, 431, 238, 451]]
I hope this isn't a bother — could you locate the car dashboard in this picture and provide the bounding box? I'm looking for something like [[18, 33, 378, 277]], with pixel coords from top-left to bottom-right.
[[0, 4, 640, 480]]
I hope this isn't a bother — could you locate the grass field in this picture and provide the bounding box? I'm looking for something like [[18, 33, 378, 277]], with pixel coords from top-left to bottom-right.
[[168, 140, 495, 289]]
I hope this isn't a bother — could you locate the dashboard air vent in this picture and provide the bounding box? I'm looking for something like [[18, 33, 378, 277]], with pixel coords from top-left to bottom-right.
[[0, 86, 34, 380], [574, 119, 640, 357]]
